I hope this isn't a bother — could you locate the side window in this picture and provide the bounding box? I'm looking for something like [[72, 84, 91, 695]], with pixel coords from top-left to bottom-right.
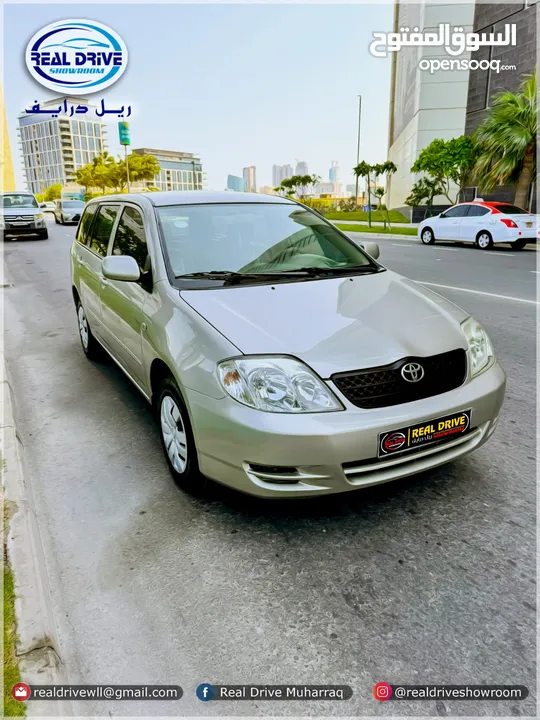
[[111, 206, 149, 272], [443, 206, 467, 218], [88, 205, 119, 256], [76, 204, 97, 245], [467, 205, 490, 217]]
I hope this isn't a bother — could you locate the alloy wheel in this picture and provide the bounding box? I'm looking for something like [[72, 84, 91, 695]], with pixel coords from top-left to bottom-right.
[[78, 305, 89, 349], [160, 395, 188, 473]]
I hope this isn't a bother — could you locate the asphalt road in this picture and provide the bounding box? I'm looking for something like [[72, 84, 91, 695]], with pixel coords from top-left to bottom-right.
[[3, 218, 537, 717]]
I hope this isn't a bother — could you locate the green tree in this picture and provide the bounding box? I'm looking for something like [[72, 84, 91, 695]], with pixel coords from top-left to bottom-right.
[[411, 136, 478, 204], [473, 71, 536, 209], [126, 153, 160, 185], [405, 177, 446, 219], [275, 174, 320, 199], [373, 161, 397, 227], [75, 165, 96, 194], [43, 183, 63, 201], [353, 161, 377, 226]]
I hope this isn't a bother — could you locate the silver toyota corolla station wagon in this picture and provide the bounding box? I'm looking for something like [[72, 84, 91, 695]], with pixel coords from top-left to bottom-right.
[[70, 191, 505, 497]]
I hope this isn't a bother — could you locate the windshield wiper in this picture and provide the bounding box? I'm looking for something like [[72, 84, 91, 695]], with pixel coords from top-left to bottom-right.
[[282, 265, 381, 276], [176, 270, 317, 280]]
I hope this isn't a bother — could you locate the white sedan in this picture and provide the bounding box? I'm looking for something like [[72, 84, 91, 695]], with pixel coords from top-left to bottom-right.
[[418, 201, 538, 250]]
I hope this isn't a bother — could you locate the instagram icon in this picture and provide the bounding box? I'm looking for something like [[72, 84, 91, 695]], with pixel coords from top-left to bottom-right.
[[373, 682, 393, 701]]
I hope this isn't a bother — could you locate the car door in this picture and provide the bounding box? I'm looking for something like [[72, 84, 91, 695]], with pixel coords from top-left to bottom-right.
[[460, 204, 490, 241], [99, 204, 151, 384], [75, 203, 121, 340], [437, 205, 468, 239], [54, 201, 61, 223]]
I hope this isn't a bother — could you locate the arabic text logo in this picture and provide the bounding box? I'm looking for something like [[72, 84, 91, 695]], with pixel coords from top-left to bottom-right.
[[25, 19, 128, 94], [369, 23, 516, 58]]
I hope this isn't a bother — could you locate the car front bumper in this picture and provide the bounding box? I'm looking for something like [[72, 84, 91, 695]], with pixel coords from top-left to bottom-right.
[[2, 223, 46, 236], [185, 361, 506, 498]]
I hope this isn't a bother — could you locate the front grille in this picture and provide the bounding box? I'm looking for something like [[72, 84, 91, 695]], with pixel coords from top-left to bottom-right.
[[332, 349, 467, 409], [4, 215, 35, 222]]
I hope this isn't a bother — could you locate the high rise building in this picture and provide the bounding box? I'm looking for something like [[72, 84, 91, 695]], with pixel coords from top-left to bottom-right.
[[464, 1, 537, 207], [17, 96, 107, 194], [243, 166, 256, 192], [328, 161, 340, 183], [132, 148, 203, 191], [386, 1, 474, 212], [227, 174, 245, 192], [1, 85, 15, 191], [272, 164, 294, 187], [295, 160, 308, 176]]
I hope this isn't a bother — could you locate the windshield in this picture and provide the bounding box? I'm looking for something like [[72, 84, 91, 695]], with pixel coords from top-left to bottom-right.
[[3, 194, 39, 209], [493, 204, 530, 215], [157, 203, 378, 286], [62, 201, 85, 209]]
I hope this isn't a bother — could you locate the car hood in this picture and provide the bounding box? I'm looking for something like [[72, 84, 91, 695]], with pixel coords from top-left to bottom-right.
[[0, 207, 41, 216], [181, 270, 469, 378]]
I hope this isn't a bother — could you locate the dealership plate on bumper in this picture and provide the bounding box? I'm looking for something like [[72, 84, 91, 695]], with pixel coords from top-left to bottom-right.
[[378, 409, 472, 458]]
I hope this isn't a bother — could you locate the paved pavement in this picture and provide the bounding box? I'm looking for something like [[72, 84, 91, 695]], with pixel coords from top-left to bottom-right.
[[3, 218, 537, 717]]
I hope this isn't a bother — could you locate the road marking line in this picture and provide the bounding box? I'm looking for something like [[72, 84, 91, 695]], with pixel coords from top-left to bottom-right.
[[490, 252, 514, 257], [392, 243, 414, 247], [418, 281, 538, 305], [531, 271, 539, 274], [434, 247, 460, 252]]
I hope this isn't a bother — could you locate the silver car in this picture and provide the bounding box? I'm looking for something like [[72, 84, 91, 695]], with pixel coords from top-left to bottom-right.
[[70, 192, 506, 498]]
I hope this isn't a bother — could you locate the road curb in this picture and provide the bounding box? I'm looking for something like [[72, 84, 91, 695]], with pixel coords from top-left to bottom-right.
[[1, 351, 72, 716]]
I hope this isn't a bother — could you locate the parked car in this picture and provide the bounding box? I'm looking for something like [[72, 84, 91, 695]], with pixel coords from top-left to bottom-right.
[[40, 201, 56, 212], [418, 200, 538, 250], [54, 199, 86, 225], [0, 192, 48, 240], [71, 191, 505, 498]]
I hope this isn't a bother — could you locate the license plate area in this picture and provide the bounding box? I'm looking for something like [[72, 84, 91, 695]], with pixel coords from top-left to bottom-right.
[[11, 221, 31, 226], [378, 409, 472, 458]]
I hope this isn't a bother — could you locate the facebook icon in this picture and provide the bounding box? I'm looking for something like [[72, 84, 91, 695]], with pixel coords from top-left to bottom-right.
[[196, 683, 215, 702]]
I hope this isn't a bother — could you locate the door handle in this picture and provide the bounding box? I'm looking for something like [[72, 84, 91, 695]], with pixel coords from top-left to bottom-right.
[[100, 277, 109, 287]]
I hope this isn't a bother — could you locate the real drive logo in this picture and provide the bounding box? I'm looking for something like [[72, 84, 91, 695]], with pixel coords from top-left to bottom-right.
[[25, 19, 128, 94]]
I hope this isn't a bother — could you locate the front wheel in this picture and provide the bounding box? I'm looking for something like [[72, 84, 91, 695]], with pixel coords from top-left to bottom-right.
[[157, 377, 203, 494], [511, 239, 527, 250], [476, 231, 493, 250], [421, 228, 435, 245], [38, 230, 48, 240], [76, 301, 103, 360]]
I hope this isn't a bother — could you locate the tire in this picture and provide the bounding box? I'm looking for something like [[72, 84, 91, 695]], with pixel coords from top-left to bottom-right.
[[421, 227, 435, 245], [511, 239, 527, 250], [475, 231, 493, 250], [54, 215, 58, 224], [38, 230, 48, 240], [157, 376, 203, 494], [76, 301, 103, 360]]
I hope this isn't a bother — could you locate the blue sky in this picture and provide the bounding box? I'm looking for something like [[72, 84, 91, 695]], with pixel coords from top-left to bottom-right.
[[5, 3, 393, 190]]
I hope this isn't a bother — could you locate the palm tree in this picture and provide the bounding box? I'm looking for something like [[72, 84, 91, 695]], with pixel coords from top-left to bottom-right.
[[474, 71, 536, 209]]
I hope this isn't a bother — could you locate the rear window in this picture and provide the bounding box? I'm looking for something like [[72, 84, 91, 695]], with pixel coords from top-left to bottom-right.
[[492, 204, 530, 215], [63, 201, 85, 209]]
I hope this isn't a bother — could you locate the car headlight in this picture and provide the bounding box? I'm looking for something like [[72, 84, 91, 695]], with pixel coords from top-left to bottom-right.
[[36, 213, 44, 220], [461, 317, 494, 377], [217, 356, 343, 413]]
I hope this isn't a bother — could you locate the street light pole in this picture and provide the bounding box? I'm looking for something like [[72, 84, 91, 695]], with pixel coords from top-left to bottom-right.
[[354, 95, 362, 206]]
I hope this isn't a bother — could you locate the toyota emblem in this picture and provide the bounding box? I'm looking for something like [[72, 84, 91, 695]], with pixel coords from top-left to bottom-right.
[[401, 362, 424, 382]]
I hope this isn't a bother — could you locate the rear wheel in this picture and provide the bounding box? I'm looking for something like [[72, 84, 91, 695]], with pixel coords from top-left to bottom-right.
[[475, 231, 493, 250], [510, 239, 527, 250], [157, 377, 203, 494], [421, 227, 435, 245]]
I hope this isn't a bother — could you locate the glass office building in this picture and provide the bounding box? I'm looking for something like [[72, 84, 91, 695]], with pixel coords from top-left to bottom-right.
[[227, 174, 245, 192], [132, 148, 204, 191], [18, 97, 107, 194]]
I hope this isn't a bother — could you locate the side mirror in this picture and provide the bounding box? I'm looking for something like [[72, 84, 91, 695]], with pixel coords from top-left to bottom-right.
[[360, 241, 380, 260], [102, 255, 140, 282], [39, 203, 46, 208]]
